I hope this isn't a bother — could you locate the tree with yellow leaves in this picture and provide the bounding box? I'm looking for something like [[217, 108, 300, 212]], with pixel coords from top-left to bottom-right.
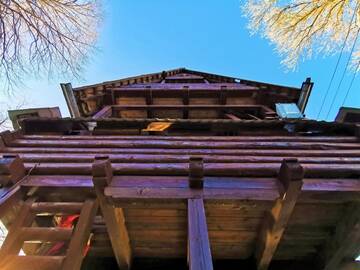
[[243, 0, 360, 71], [0, 0, 101, 88]]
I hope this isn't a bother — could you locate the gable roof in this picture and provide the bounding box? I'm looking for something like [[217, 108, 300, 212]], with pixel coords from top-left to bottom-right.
[[73, 67, 301, 92]]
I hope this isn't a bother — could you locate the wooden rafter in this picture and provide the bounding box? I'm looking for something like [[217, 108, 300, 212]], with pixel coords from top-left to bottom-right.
[[255, 158, 304, 270]]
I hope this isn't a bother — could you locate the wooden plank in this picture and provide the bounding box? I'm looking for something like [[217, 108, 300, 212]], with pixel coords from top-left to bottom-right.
[[7, 147, 360, 157], [20, 227, 73, 242], [20, 134, 359, 143], [255, 159, 304, 270], [11, 139, 360, 150], [1, 255, 64, 270], [7, 153, 360, 164], [188, 198, 213, 270], [92, 156, 132, 269], [31, 202, 83, 214], [318, 202, 360, 270], [23, 162, 360, 178], [61, 199, 99, 270]]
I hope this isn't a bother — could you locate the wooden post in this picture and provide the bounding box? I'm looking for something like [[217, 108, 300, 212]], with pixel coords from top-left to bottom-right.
[[255, 158, 304, 270], [188, 198, 213, 270], [189, 157, 204, 189], [318, 202, 360, 270], [61, 83, 81, 118], [61, 199, 99, 270], [92, 156, 132, 269], [0, 155, 26, 187]]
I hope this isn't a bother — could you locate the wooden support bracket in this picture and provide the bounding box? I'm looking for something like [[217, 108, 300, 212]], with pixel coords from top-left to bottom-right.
[[0, 155, 26, 187], [189, 157, 204, 189], [255, 158, 304, 270], [188, 198, 213, 270], [92, 156, 132, 270], [318, 202, 360, 270]]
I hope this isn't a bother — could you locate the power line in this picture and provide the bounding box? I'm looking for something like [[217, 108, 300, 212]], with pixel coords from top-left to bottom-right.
[[325, 28, 360, 120], [316, 2, 359, 120], [340, 61, 360, 107]]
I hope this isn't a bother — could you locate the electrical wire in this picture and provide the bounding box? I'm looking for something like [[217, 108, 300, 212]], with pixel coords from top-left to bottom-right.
[[316, 1, 359, 120], [340, 60, 360, 107], [325, 28, 360, 120]]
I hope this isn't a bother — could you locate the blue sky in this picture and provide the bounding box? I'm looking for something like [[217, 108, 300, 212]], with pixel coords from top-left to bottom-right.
[[1, 0, 359, 120]]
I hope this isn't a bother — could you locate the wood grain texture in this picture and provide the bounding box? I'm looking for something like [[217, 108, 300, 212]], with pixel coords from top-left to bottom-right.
[[188, 198, 213, 270], [92, 157, 132, 269], [61, 199, 99, 270], [255, 159, 304, 270]]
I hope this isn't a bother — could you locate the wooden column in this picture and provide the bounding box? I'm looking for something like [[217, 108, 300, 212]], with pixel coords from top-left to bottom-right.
[[92, 156, 132, 270], [60, 83, 81, 118], [318, 202, 360, 270], [189, 157, 204, 189], [188, 199, 213, 270], [188, 157, 213, 270], [145, 86, 153, 118], [183, 86, 190, 119], [255, 158, 304, 270]]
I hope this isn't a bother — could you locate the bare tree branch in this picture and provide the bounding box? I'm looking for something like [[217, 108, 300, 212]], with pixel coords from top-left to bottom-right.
[[0, 0, 101, 90]]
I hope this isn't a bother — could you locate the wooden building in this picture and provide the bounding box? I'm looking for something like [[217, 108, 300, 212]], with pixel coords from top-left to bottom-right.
[[0, 68, 359, 270]]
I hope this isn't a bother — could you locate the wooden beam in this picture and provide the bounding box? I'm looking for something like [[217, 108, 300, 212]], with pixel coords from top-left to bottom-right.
[[92, 156, 132, 269], [188, 198, 213, 270], [255, 158, 304, 270], [318, 202, 360, 270], [92, 106, 112, 119]]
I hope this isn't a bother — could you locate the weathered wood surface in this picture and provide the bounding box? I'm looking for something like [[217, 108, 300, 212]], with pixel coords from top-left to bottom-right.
[[20, 134, 359, 142], [9, 139, 360, 149], [92, 157, 132, 269], [255, 159, 304, 270], [17, 162, 360, 179], [62, 199, 99, 270], [188, 199, 213, 270], [1, 130, 360, 266]]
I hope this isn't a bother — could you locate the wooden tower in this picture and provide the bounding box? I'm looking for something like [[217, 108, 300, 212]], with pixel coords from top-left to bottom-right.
[[0, 68, 359, 270]]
